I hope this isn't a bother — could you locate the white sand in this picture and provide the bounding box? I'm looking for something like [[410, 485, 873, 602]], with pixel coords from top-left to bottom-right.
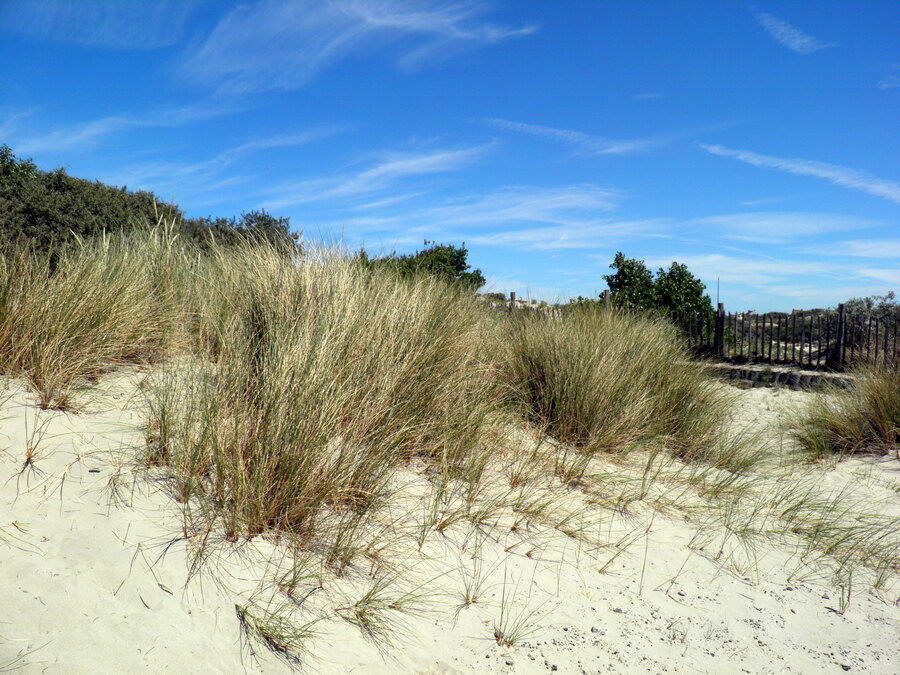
[[2, 375, 898, 674]]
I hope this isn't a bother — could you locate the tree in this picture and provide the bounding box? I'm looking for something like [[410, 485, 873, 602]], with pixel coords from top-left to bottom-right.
[[654, 261, 713, 316], [603, 252, 656, 310], [843, 291, 898, 323], [602, 252, 712, 316], [359, 241, 485, 289]]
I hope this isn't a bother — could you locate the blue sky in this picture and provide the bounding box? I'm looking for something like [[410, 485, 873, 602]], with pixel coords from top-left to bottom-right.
[[1, 0, 897, 311]]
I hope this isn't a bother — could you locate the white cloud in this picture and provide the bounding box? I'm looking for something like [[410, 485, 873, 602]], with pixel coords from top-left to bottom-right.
[[857, 268, 900, 285], [482, 118, 659, 155], [879, 65, 900, 90], [640, 253, 835, 286], [10, 103, 233, 155], [179, 0, 537, 93], [315, 185, 654, 250], [352, 193, 425, 210], [701, 144, 900, 205], [262, 144, 490, 209], [99, 129, 337, 202], [0, 0, 197, 49], [755, 13, 835, 55], [411, 185, 624, 228], [808, 239, 900, 259], [693, 211, 879, 244], [466, 220, 662, 250]]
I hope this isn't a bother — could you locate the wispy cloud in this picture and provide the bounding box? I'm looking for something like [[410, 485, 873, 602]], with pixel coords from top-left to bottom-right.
[[879, 64, 900, 90], [857, 268, 900, 285], [755, 13, 835, 55], [482, 118, 659, 155], [180, 0, 537, 93], [412, 185, 624, 228], [641, 253, 836, 286], [318, 184, 650, 250], [693, 211, 879, 244], [701, 144, 900, 205], [807, 238, 900, 259], [0, 0, 197, 49], [8, 103, 233, 155], [465, 220, 662, 250], [262, 144, 490, 209], [101, 129, 338, 201], [634, 93, 665, 100]]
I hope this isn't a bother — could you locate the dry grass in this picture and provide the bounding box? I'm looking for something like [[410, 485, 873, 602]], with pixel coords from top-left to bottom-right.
[[4, 225, 898, 667], [0, 222, 187, 409], [789, 366, 900, 459], [145, 242, 499, 544], [496, 305, 736, 469]]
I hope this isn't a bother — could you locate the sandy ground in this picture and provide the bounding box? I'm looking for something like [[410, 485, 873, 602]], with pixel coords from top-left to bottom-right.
[[1, 374, 898, 674]]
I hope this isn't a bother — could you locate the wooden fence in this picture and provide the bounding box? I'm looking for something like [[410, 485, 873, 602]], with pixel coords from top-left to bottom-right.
[[498, 293, 897, 371], [676, 303, 899, 370]]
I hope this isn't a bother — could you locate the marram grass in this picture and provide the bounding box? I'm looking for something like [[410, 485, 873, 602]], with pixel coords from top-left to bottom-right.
[[789, 365, 900, 459]]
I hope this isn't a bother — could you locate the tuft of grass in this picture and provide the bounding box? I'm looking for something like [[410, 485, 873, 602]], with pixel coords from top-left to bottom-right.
[[492, 566, 547, 648], [334, 574, 431, 647], [496, 305, 735, 468], [144, 241, 500, 548], [235, 602, 319, 667], [788, 366, 900, 459], [0, 222, 188, 409]]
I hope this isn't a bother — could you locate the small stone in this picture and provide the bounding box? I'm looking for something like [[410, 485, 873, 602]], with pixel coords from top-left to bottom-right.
[[677, 591, 686, 597], [550, 667, 558, 672], [841, 666, 851, 672], [591, 627, 600, 634], [505, 660, 514, 666], [613, 607, 624, 613]]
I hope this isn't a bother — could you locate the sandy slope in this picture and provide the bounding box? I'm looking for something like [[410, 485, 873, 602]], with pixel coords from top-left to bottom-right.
[[1, 375, 898, 674]]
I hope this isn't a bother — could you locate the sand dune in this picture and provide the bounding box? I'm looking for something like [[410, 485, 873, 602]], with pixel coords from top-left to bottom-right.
[[2, 375, 898, 674]]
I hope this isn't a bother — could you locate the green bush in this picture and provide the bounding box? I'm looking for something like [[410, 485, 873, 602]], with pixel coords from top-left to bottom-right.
[[603, 252, 713, 317], [0, 144, 297, 253], [357, 240, 485, 289]]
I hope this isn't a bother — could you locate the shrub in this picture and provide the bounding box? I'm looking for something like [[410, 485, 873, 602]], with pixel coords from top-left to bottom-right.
[[357, 241, 485, 289], [0, 144, 296, 253], [603, 252, 713, 317]]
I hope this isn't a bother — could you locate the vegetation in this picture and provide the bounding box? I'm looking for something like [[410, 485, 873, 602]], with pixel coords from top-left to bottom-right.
[[2, 207, 898, 668], [0, 144, 297, 252], [498, 305, 729, 468], [603, 251, 713, 317], [357, 240, 485, 289], [146, 242, 497, 542], [789, 366, 900, 459]]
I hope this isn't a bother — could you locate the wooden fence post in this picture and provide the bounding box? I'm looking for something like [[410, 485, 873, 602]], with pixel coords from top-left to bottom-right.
[[715, 303, 725, 359], [508, 291, 516, 312], [602, 289, 610, 309], [827, 303, 845, 369]]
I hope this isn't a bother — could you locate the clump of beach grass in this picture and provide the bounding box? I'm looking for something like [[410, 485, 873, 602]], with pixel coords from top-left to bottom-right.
[[788, 366, 900, 460], [0, 221, 188, 409], [144, 241, 500, 549], [495, 305, 737, 472]]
